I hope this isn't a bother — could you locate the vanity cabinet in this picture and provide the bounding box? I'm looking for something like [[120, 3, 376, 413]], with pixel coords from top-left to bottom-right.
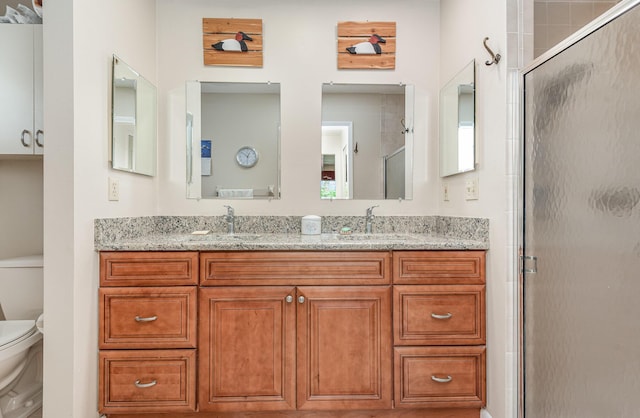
[[0, 24, 43, 155], [198, 251, 393, 412], [98, 249, 485, 417], [98, 252, 199, 414], [392, 251, 486, 409]]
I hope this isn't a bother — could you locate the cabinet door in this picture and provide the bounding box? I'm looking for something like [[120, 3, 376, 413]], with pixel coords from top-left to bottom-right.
[[296, 286, 392, 410], [199, 286, 296, 412], [0, 24, 36, 154]]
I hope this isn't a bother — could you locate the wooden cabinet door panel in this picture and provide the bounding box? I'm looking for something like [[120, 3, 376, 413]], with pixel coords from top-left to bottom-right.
[[393, 251, 485, 285], [200, 251, 391, 286], [99, 349, 196, 414], [199, 286, 296, 412], [394, 285, 485, 345], [297, 286, 392, 411], [101, 252, 199, 287], [99, 287, 197, 349], [394, 346, 486, 409]]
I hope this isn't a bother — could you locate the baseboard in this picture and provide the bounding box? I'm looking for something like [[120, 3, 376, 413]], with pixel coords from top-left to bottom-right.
[[481, 409, 493, 418]]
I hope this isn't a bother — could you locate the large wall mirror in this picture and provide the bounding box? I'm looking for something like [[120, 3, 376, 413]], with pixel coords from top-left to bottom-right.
[[439, 59, 476, 177], [186, 81, 280, 199], [111, 55, 157, 176], [321, 83, 414, 200]]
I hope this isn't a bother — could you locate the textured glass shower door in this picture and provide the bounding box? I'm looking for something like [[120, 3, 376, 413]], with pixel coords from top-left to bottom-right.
[[523, 4, 640, 417]]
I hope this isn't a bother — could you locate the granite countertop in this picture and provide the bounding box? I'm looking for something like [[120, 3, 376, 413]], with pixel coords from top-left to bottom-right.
[[95, 216, 489, 252]]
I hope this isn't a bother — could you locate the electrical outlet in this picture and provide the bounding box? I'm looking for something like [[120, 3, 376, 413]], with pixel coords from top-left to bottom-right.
[[443, 183, 450, 201], [108, 177, 119, 201], [465, 177, 479, 200]]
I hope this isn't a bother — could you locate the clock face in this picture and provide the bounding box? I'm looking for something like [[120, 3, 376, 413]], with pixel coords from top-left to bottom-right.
[[235, 146, 259, 168]]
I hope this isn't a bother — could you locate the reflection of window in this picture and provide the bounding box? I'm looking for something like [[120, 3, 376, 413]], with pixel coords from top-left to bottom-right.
[[458, 123, 474, 172], [320, 180, 336, 198]]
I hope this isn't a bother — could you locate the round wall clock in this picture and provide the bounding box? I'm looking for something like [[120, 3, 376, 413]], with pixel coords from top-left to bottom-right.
[[235, 146, 259, 168]]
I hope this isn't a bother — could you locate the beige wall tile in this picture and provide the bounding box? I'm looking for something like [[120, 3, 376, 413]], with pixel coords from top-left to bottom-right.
[[548, 2, 571, 24], [571, 2, 594, 26]]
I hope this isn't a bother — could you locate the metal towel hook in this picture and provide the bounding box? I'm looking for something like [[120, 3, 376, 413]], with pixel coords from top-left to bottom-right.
[[483, 37, 501, 66], [400, 118, 410, 134]]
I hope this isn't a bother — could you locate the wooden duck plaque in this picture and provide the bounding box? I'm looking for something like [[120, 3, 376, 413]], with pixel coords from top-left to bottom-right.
[[203, 18, 263, 67], [337, 21, 396, 70]]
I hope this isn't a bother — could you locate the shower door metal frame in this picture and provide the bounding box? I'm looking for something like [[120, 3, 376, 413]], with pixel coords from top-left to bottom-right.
[[517, 1, 640, 417]]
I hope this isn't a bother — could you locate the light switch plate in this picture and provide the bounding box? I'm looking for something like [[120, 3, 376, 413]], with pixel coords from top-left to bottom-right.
[[443, 183, 450, 201], [108, 177, 119, 201], [465, 178, 479, 200]]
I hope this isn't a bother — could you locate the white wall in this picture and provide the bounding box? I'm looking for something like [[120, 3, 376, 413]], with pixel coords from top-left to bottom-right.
[[43, 0, 157, 416], [40, 1, 517, 417], [0, 159, 43, 259], [157, 0, 440, 215], [440, 1, 510, 418]]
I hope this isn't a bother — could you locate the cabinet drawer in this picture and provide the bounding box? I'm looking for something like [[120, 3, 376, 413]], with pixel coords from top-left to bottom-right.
[[201, 251, 391, 286], [394, 346, 486, 408], [393, 251, 485, 285], [100, 252, 199, 287], [99, 349, 196, 414], [394, 285, 485, 345], [99, 287, 197, 349]]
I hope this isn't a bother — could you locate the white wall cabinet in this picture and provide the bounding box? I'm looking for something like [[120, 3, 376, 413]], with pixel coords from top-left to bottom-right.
[[0, 24, 43, 155]]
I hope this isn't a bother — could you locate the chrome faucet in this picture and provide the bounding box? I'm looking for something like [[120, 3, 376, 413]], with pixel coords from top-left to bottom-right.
[[224, 205, 235, 234], [365, 205, 379, 234]]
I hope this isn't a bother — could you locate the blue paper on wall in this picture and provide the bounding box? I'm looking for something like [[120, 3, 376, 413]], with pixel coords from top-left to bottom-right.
[[201, 140, 212, 175]]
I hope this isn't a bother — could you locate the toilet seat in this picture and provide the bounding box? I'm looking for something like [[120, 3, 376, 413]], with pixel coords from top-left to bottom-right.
[[0, 320, 38, 351]]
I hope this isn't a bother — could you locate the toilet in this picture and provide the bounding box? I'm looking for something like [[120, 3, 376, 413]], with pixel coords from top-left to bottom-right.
[[0, 256, 44, 418]]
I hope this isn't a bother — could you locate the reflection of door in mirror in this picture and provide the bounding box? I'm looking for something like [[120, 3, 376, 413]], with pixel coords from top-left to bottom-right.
[[111, 55, 157, 176], [321, 84, 412, 200], [439, 60, 475, 177], [321, 122, 352, 199]]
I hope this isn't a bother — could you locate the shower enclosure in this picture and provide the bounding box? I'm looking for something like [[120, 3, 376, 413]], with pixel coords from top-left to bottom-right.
[[521, 1, 640, 416]]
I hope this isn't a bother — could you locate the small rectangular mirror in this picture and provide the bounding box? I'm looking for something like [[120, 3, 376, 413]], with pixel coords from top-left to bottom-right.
[[321, 83, 414, 200], [186, 81, 281, 199], [439, 59, 475, 177], [111, 55, 157, 176]]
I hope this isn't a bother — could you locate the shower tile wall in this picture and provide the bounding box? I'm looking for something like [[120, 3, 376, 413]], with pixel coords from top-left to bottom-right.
[[534, 0, 620, 57]]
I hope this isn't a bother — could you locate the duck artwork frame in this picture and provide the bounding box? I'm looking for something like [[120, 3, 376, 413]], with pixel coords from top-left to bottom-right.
[[203, 18, 263, 67], [337, 21, 396, 69]]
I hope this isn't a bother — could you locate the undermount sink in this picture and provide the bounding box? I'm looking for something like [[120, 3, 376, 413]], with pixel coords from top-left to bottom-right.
[[329, 233, 414, 241], [189, 233, 262, 241]]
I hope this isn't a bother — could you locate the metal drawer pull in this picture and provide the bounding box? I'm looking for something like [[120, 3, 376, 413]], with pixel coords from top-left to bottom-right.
[[431, 312, 453, 320], [21, 129, 32, 147], [135, 315, 158, 322], [431, 375, 452, 383], [134, 379, 157, 388], [35, 129, 44, 147]]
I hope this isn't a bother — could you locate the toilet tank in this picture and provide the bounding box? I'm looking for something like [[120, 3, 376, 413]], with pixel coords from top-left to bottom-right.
[[0, 255, 43, 320]]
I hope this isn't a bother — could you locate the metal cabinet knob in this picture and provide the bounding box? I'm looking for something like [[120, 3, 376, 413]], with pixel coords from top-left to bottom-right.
[[286, 295, 293, 303], [298, 296, 305, 304]]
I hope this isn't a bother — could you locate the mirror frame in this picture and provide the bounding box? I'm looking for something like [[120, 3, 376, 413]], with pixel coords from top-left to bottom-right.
[[439, 59, 476, 177], [111, 55, 157, 176]]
